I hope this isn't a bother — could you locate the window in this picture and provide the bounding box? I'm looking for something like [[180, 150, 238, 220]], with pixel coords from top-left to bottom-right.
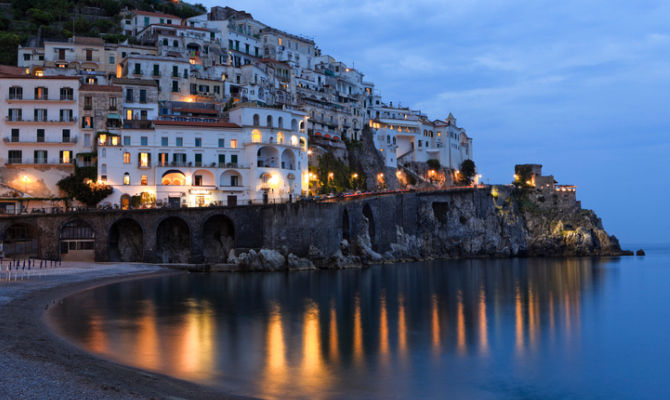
[[245, 43, 249, 54], [195, 138, 201, 147], [140, 136, 148, 146], [141, 175, 148, 185], [176, 137, 183, 146], [183, 69, 188, 79], [34, 109, 47, 122], [123, 152, 130, 164], [8, 109, 21, 121], [140, 110, 147, 120], [123, 173, 130, 185], [144, 16, 149, 26], [86, 49, 93, 61], [194, 175, 202, 186], [139, 89, 146, 103], [253, 114, 260, 125], [36, 129, 45, 143], [230, 175, 239, 187], [59, 150, 72, 164], [173, 153, 186, 165], [84, 134, 91, 147], [190, 83, 197, 95], [218, 154, 225, 166], [218, 138, 224, 148], [23, 54, 30, 61], [123, 136, 130, 146], [11, 129, 19, 142], [34, 150, 47, 164], [139, 152, 150, 168], [173, 40, 178, 47], [161, 137, 168, 146], [81, 116, 93, 129], [158, 152, 168, 166], [153, 64, 159, 76], [266, 115, 273, 127], [109, 56, 115, 64], [60, 87, 73, 100], [34, 87, 48, 100], [126, 88, 133, 102], [100, 164, 107, 174], [8, 86, 22, 100], [231, 154, 238, 165], [109, 97, 117, 110], [84, 96, 92, 110], [230, 139, 237, 149], [172, 81, 178, 92], [172, 66, 178, 77], [8, 150, 22, 164], [167, 19, 172, 24], [60, 109, 73, 122], [162, 39, 168, 46], [194, 153, 202, 166]]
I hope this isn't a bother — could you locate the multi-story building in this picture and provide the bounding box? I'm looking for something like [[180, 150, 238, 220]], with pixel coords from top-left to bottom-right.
[[0, 72, 82, 203], [122, 10, 182, 36], [97, 104, 308, 207]]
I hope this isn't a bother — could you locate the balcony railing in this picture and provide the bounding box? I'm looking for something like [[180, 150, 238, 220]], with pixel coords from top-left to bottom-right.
[[5, 117, 77, 124], [6, 97, 76, 102], [3, 136, 78, 144]]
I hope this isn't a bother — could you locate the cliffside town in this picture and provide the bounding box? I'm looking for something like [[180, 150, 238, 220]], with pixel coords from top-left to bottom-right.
[[0, 5, 472, 213]]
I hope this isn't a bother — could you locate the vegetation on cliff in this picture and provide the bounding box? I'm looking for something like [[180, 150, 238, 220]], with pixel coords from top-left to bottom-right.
[[0, 0, 206, 65]]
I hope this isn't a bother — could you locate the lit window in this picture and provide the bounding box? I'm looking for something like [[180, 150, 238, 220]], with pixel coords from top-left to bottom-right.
[[140, 152, 149, 167], [111, 136, 119, 146], [123, 173, 130, 185], [98, 134, 107, 145], [230, 139, 237, 149], [140, 175, 148, 185], [123, 152, 130, 164]]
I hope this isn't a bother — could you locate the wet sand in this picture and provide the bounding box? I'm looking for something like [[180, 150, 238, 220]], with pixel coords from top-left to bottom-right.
[[0, 262, 251, 400]]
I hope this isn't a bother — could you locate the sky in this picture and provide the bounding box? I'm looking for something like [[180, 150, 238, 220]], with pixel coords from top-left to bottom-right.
[[202, 0, 670, 247]]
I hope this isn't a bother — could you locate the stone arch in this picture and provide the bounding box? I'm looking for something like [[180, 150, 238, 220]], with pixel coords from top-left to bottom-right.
[[2, 223, 38, 258], [108, 218, 143, 262], [257, 146, 279, 167], [156, 217, 190, 263], [202, 214, 235, 263], [362, 203, 375, 249], [280, 148, 296, 170], [253, 113, 260, 126], [59, 219, 96, 261], [342, 209, 350, 242]]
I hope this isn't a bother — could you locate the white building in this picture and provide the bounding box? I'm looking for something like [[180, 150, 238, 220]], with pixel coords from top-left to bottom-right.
[[97, 105, 308, 208], [122, 10, 182, 36], [0, 72, 83, 201]]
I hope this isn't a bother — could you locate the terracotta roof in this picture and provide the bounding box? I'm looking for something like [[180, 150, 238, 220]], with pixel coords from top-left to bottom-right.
[[0, 65, 26, 76], [0, 74, 79, 80], [154, 120, 240, 128], [73, 36, 105, 46], [132, 10, 181, 19], [174, 108, 219, 115], [80, 84, 122, 92]]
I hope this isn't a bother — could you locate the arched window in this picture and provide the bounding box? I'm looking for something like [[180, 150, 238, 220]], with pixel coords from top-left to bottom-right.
[[251, 129, 262, 143], [173, 40, 179, 47], [123, 172, 130, 185], [291, 119, 298, 131], [266, 115, 273, 128], [278, 116, 284, 129], [253, 114, 260, 126]]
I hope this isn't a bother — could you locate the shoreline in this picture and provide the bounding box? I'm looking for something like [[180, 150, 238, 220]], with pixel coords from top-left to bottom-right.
[[0, 264, 250, 400]]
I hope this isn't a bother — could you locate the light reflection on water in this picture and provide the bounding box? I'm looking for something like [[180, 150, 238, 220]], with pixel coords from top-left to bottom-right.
[[49, 255, 670, 399]]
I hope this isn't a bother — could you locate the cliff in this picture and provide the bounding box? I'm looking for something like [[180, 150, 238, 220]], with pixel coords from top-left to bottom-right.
[[231, 186, 625, 271]]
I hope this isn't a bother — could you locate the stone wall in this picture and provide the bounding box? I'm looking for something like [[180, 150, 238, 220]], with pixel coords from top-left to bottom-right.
[[0, 186, 624, 265]]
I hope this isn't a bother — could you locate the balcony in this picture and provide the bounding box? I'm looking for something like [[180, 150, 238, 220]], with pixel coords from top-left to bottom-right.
[[5, 117, 77, 125], [3, 136, 78, 144], [6, 97, 76, 103], [6, 160, 74, 166]]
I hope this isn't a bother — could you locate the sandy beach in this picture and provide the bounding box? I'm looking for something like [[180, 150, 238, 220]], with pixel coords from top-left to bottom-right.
[[0, 262, 249, 400]]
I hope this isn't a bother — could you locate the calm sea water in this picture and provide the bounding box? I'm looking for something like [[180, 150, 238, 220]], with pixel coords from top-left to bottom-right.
[[50, 249, 670, 399]]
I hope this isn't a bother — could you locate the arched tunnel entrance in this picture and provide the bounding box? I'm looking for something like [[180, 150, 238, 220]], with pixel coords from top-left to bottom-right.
[[109, 219, 143, 262], [202, 215, 235, 263], [3, 223, 38, 258], [156, 217, 191, 263], [362, 203, 375, 249], [60, 219, 95, 261]]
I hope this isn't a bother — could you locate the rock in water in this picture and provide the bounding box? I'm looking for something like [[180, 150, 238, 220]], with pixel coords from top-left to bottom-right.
[[636, 249, 646, 256]]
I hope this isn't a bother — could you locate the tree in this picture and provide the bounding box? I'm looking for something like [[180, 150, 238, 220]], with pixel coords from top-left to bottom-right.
[[514, 164, 534, 188], [458, 159, 476, 185], [58, 169, 112, 207]]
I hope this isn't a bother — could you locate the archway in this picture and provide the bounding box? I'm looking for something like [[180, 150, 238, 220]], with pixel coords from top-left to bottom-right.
[[192, 169, 215, 186], [362, 204, 375, 249], [220, 170, 242, 187], [156, 217, 190, 263], [257, 146, 279, 168], [161, 170, 186, 186], [3, 223, 38, 258], [109, 219, 143, 262], [60, 219, 95, 261], [202, 215, 235, 263], [281, 149, 296, 170]]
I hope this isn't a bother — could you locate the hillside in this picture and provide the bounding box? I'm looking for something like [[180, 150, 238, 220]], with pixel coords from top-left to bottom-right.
[[0, 0, 206, 65]]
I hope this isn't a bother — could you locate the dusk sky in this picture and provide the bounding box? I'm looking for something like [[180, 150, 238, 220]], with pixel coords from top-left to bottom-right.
[[203, 0, 670, 247]]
